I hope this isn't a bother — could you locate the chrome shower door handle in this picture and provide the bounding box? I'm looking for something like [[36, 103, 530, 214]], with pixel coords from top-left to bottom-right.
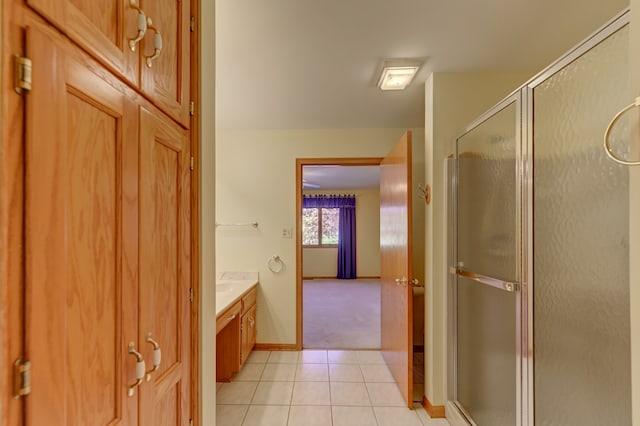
[[145, 333, 162, 381], [127, 342, 146, 396]]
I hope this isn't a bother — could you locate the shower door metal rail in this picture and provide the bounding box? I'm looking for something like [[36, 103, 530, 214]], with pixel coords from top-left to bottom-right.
[[450, 268, 520, 293]]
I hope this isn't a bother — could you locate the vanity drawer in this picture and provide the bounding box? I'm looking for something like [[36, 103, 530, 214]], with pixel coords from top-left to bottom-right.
[[242, 287, 257, 311], [216, 301, 241, 334]]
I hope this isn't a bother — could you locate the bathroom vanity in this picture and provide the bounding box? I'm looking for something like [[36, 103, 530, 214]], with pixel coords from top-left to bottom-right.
[[216, 273, 258, 381]]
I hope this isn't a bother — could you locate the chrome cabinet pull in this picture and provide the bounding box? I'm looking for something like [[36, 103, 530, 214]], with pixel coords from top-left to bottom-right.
[[409, 278, 423, 287], [249, 317, 255, 328], [145, 19, 163, 67], [145, 333, 162, 381], [128, 0, 148, 52], [127, 342, 146, 397]]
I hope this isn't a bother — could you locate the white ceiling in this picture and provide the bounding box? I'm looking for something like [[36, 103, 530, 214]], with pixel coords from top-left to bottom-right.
[[303, 166, 380, 190], [215, 0, 627, 130]]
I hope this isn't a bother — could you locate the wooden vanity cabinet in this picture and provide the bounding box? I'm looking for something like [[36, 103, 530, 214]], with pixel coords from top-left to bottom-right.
[[216, 286, 257, 381]]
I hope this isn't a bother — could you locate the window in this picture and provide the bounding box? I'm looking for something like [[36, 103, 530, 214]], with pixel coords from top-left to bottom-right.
[[302, 207, 339, 246]]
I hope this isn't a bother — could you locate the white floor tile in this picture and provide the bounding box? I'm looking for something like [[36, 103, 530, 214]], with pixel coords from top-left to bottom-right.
[[295, 363, 329, 381], [328, 350, 360, 364], [251, 381, 294, 405], [330, 382, 371, 406], [287, 405, 332, 426], [360, 364, 395, 382], [356, 350, 386, 364], [261, 363, 297, 381], [291, 382, 331, 406], [268, 351, 300, 363], [366, 382, 405, 407], [374, 407, 423, 426], [332, 406, 378, 426], [217, 382, 259, 405], [299, 350, 328, 364], [216, 404, 248, 426], [242, 405, 290, 426], [233, 363, 265, 381], [246, 350, 271, 364], [329, 364, 364, 382]]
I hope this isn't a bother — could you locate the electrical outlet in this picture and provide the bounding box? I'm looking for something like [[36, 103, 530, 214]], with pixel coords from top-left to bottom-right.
[[281, 228, 293, 239]]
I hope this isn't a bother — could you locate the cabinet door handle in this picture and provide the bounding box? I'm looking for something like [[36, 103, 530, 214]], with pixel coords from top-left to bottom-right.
[[127, 342, 146, 397], [145, 333, 162, 381], [249, 317, 255, 328], [128, 0, 148, 52], [145, 19, 163, 67]]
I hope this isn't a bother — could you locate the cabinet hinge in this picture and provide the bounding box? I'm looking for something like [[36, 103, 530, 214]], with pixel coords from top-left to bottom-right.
[[190, 156, 195, 171], [189, 287, 193, 302], [190, 16, 195, 32], [14, 55, 32, 94], [13, 357, 31, 398], [189, 101, 195, 116]]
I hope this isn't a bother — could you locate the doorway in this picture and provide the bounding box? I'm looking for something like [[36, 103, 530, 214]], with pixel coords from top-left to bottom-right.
[[296, 159, 383, 350]]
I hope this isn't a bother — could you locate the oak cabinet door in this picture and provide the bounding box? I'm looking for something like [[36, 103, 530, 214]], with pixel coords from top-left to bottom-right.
[[26, 0, 140, 86], [240, 304, 257, 366], [24, 26, 139, 426], [138, 106, 191, 426], [141, 0, 191, 127]]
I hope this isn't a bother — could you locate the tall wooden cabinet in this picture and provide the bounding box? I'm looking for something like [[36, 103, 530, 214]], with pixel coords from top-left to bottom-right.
[[2, 0, 195, 424]]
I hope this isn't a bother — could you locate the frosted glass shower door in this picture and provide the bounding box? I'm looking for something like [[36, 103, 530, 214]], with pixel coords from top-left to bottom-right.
[[531, 22, 632, 425], [454, 100, 519, 426]]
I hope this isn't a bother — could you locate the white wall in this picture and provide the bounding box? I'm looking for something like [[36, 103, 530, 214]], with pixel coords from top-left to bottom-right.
[[629, 2, 640, 424], [423, 72, 533, 406], [200, 1, 216, 424], [302, 188, 381, 278], [216, 128, 424, 344]]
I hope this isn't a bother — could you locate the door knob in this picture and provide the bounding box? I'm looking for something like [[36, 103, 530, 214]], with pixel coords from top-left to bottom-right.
[[394, 278, 401, 286], [145, 333, 162, 381], [409, 278, 423, 287], [127, 342, 146, 397]]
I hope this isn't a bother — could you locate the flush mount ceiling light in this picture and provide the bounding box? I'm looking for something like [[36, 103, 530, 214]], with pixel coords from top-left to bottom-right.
[[377, 60, 421, 91]]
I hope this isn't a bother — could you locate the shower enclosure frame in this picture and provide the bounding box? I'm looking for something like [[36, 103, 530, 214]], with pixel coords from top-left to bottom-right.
[[445, 9, 631, 426]]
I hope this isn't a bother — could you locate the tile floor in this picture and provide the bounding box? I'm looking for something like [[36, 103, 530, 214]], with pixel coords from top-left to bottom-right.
[[216, 349, 450, 426]]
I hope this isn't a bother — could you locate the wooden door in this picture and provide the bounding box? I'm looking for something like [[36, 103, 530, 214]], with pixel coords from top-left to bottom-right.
[[241, 304, 257, 365], [141, 0, 191, 127], [24, 26, 139, 426], [138, 106, 191, 426], [379, 131, 413, 408], [25, 0, 139, 86]]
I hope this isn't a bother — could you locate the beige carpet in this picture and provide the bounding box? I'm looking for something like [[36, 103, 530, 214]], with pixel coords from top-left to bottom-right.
[[303, 279, 380, 349]]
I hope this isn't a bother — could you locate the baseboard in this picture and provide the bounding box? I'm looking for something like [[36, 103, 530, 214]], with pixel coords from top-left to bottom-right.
[[254, 343, 298, 351], [422, 396, 446, 419]]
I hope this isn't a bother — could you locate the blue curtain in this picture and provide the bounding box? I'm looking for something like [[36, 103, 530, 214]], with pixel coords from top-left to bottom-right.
[[303, 195, 357, 279]]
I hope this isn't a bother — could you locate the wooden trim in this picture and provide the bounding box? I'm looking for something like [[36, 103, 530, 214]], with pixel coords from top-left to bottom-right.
[[2, 0, 26, 423], [254, 343, 299, 351], [189, 0, 201, 425], [295, 157, 383, 350], [422, 395, 446, 419]]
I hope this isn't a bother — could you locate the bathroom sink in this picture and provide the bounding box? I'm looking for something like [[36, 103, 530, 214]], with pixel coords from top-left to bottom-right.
[[216, 283, 234, 292]]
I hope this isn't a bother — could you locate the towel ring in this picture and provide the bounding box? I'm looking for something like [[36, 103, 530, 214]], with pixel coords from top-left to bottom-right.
[[267, 255, 284, 273], [604, 97, 640, 166]]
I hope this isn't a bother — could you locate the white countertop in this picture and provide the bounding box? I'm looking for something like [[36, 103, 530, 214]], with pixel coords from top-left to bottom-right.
[[216, 272, 259, 317]]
